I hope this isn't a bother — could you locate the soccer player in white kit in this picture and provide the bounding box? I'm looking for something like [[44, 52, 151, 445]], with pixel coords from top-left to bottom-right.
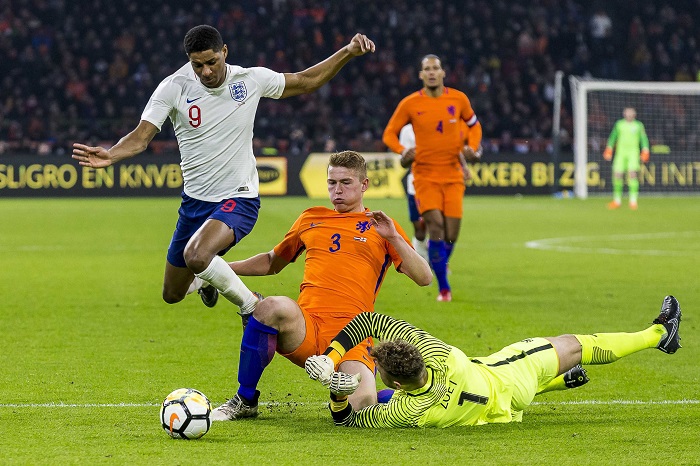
[[72, 25, 375, 317]]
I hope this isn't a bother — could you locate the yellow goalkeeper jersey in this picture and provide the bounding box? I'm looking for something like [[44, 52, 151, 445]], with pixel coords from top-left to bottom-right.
[[327, 313, 520, 428]]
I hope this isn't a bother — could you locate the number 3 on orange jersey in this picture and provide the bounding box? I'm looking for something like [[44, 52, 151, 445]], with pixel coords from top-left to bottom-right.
[[329, 233, 341, 252]]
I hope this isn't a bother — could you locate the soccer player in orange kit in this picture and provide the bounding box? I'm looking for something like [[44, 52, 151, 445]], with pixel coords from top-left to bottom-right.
[[383, 55, 483, 302], [210, 150, 433, 420]]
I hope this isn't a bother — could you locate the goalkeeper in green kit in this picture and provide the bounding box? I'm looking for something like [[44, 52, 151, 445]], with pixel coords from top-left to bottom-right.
[[603, 107, 650, 210], [305, 296, 681, 428]]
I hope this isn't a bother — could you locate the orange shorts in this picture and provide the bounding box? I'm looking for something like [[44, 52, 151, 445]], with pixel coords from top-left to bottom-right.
[[279, 308, 375, 373], [414, 179, 465, 218]]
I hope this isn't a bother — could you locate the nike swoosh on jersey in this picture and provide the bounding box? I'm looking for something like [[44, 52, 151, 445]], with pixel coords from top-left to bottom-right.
[[186, 97, 203, 103], [310, 222, 324, 227]]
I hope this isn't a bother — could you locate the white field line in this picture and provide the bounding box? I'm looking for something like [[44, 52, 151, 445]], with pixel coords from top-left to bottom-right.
[[1, 399, 698, 408], [525, 231, 700, 256]]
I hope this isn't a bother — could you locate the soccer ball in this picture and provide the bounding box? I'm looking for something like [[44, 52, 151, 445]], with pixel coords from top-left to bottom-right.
[[160, 388, 211, 439]]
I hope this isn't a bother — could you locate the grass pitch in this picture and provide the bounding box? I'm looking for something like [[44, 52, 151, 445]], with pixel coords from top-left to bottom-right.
[[1, 195, 697, 465]]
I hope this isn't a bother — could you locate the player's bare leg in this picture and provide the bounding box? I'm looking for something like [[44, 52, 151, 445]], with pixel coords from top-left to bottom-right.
[[422, 209, 444, 242], [162, 261, 219, 307], [162, 262, 197, 304], [444, 217, 461, 244], [183, 219, 234, 273], [253, 296, 307, 353], [338, 360, 376, 410], [185, 219, 258, 314], [545, 335, 583, 375]]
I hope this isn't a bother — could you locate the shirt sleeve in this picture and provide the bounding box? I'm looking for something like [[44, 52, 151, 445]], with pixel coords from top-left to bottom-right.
[[639, 122, 650, 150], [140, 79, 179, 131], [383, 99, 412, 154], [326, 313, 451, 369], [385, 219, 412, 271], [460, 93, 482, 150], [272, 212, 306, 262], [607, 121, 620, 148], [249, 67, 285, 99], [331, 394, 429, 428]]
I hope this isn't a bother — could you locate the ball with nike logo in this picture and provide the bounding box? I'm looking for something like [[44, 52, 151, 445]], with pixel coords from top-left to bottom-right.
[[160, 388, 211, 439]]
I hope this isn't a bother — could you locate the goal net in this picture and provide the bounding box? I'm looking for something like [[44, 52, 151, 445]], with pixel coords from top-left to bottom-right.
[[569, 77, 700, 198]]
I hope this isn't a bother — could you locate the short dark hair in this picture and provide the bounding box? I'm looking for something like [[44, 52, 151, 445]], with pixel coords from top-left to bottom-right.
[[328, 150, 368, 181], [420, 54, 442, 69], [184, 25, 224, 54], [371, 340, 425, 381]]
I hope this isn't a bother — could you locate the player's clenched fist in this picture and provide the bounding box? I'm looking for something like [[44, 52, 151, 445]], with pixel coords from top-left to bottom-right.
[[346, 33, 375, 56]]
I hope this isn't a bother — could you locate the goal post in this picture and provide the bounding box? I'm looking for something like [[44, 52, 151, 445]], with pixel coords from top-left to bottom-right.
[[569, 77, 700, 199]]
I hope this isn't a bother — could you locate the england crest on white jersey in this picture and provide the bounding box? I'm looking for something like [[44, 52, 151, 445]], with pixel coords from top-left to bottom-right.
[[229, 81, 247, 101]]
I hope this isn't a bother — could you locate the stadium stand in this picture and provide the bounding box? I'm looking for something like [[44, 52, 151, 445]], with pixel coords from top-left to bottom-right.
[[1, 0, 698, 156]]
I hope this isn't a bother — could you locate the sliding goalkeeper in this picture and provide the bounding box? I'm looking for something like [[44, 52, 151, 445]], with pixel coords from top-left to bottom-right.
[[306, 296, 681, 428], [603, 107, 650, 210]]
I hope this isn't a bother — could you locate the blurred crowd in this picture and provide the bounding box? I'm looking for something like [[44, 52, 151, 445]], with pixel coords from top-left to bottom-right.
[[1, 0, 699, 156]]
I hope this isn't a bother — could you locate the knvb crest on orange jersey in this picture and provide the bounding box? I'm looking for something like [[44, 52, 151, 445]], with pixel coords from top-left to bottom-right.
[[355, 220, 372, 233]]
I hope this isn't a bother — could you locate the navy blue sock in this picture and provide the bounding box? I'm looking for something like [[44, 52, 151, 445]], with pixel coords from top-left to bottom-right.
[[429, 240, 450, 291], [377, 388, 395, 403], [237, 316, 278, 401]]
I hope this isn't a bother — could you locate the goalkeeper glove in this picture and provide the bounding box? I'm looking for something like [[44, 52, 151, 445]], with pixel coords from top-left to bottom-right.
[[327, 371, 362, 396], [641, 148, 650, 163], [305, 355, 334, 386], [603, 147, 613, 161]]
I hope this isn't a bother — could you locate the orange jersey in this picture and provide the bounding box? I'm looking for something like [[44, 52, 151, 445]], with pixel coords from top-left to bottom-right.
[[383, 88, 482, 183], [273, 206, 411, 316], [460, 119, 470, 144]]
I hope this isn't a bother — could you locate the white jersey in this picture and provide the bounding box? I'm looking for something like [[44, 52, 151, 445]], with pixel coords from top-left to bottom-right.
[[141, 63, 285, 201], [399, 124, 416, 196]]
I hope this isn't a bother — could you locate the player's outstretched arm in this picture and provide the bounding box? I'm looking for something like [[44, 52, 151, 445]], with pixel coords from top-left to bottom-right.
[[229, 250, 290, 276], [280, 33, 375, 98], [72, 120, 158, 168], [365, 210, 432, 286]]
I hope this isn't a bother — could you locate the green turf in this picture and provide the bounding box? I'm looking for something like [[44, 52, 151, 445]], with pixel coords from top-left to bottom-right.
[[1, 196, 697, 465]]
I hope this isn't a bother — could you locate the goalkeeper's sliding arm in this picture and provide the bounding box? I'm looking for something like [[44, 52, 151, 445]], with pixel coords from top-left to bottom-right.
[[308, 312, 451, 427], [322, 312, 449, 366]]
